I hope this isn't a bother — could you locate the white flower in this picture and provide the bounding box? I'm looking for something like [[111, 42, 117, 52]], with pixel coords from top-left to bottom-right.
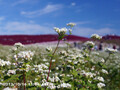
[[95, 76, 104, 82], [7, 70, 16, 76], [67, 22, 76, 27], [46, 47, 52, 52], [54, 27, 60, 33], [0, 59, 11, 66], [52, 60, 55, 62], [100, 58, 105, 63], [58, 83, 71, 88], [84, 41, 95, 48], [34, 82, 40, 86], [17, 51, 34, 60], [97, 82, 105, 88], [91, 34, 102, 40], [41, 82, 56, 89], [54, 27, 67, 35], [105, 48, 117, 54], [101, 69, 108, 74], [59, 51, 67, 56], [14, 42, 24, 48], [3, 87, 17, 90]]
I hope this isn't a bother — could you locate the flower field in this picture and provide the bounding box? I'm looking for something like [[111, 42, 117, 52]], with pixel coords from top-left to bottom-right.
[[0, 23, 120, 90]]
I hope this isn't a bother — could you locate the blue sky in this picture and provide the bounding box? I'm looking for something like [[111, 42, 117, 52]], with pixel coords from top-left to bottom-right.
[[0, 0, 120, 37]]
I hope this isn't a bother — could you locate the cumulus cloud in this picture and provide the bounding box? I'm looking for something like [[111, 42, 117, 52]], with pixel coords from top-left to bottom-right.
[[0, 21, 117, 37], [21, 4, 63, 17], [73, 26, 114, 37], [0, 21, 55, 35]]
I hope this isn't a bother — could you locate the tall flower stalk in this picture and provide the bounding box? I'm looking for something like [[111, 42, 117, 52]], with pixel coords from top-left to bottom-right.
[[46, 23, 76, 82], [46, 39, 60, 81]]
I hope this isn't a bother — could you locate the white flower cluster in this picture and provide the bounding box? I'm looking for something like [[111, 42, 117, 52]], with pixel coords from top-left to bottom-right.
[[57, 83, 71, 89], [14, 42, 24, 48], [26, 64, 31, 72], [101, 69, 108, 74], [94, 76, 104, 82], [100, 58, 105, 63], [33, 64, 48, 73], [59, 51, 67, 56], [80, 70, 96, 78], [54, 27, 67, 35], [3, 87, 17, 90], [91, 34, 102, 40], [41, 81, 56, 89], [46, 47, 52, 52], [17, 51, 34, 60], [67, 22, 76, 27], [0, 59, 11, 66], [7, 70, 16, 76], [97, 82, 105, 88], [49, 76, 60, 82], [84, 41, 95, 48], [105, 48, 117, 54]]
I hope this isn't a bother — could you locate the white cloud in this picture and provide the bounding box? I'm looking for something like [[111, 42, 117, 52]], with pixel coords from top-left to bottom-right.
[[75, 21, 91, 25], [0, 21, 117, 37], [0, 16, 5, 21], [21, 4, 63, 17], [73, 27, 114, 37], [0, 21, 55, 35], [71, 2, 76, 6]]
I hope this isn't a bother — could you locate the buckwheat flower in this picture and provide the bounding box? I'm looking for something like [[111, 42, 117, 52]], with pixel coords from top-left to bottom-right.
[[100, 58, 105, 63], [52, 60, 55, 62], [84, 41, 95, 48], [67, 60, 72, 63], [105, 48, 117, 54], [101, 69, 108, 74], [91, 34, 102, 40], [14, 42, 24, 48], [26, 64, 31, 72], [54, 27, 60, 33], [92, 52, 99, 55], [95, 76, 104, 82], [13, 55, 18, 61], [54, 27, 67, 35], [45, 62, 49, 65], [67, 22, 76, 27], [59, 83, 71, 88], [46, 47, 52, 52], [34, 82, 40, 86], [5, 61, 11, 65], [60, 27, 67, 34], [43, 58, 47, 61], [59, 51, 67, 56], [3, 87, 17, 90], [7, 70, 16, 76], [41, 82, 56, 89], [0, 59, 6, 66], [97, 82, 105, 88], [12, 47, 17, 52], [17, 51, 34, 60], [0, 59, 11, 66], [91, 66, 95, 71], [56, 67, 59, 70], [74, 61, 78, 64]]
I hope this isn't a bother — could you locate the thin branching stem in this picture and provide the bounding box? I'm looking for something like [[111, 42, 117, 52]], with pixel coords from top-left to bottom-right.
[[46, 39, 60, 82]]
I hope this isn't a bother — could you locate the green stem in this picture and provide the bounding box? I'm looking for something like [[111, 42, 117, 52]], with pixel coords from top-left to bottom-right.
[[46, 40, 60, 82]]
